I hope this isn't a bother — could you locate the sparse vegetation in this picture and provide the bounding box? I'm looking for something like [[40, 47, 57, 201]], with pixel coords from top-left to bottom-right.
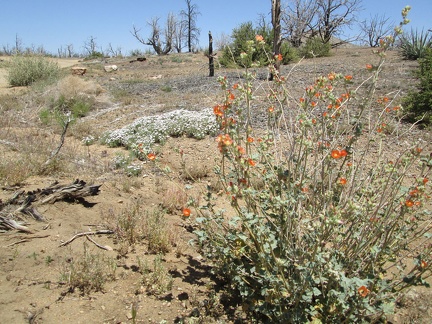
[[138, 254, 174, 295], [60, 243, 116, 294]]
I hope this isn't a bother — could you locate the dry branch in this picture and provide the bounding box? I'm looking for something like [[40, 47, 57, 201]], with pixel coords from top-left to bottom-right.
[[59, 230, 114, 247]]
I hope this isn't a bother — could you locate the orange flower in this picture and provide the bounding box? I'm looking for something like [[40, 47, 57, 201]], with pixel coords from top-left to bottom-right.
[[339, 149, 348, 157], [405, 199, 414, 207], [311, 101, 317, 107], [147, 153, 156, 161], [339, 177, 347, 185], [182, 207, 191, 217], [299, 97, 305, 103], [268, 106, 275, 113], [331, 150, 341, 159], [255, 34, 264, 42], [237, 146, 246, 155], [420, 260, 428, 269], [247, 137, 254, 143], [416, 147, 423, 154], [423, 177, 429, 185], [275, 53, 283, 61], [228, 92, 235, 100], [247, 158, 256, 167], [233, 83, 239, 89], [358, 286, 370, 297], [328, 72, 336, 81], [344, 75, 353, 81], [213, 105, 224, 117], [366, 64, 373, 70]]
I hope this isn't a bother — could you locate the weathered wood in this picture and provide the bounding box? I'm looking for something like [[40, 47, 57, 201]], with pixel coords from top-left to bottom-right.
[[59, 230, 114, 247], [0, 179, 102, 233], [208, 31, 214, 77], [0, 216, 33, 233]]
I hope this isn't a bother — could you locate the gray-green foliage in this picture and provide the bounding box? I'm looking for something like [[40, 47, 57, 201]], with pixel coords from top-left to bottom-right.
[[7, 55, 60, 86]]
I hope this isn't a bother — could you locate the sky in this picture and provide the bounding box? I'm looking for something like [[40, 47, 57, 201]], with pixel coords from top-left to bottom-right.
[[0, 0, 430, 56]]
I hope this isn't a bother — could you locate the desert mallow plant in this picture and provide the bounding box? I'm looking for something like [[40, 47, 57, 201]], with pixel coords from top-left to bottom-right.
[[195, 7, 431, 323]]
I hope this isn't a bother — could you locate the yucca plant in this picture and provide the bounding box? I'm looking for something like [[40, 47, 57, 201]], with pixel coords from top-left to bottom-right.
[[399, 28, 432, 60]]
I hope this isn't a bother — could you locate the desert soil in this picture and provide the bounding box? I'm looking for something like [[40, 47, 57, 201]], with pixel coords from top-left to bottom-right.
[[0, 49, 431, 323]]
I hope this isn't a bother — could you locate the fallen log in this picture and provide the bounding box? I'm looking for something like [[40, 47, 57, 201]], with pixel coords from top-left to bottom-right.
[[0, 179, 102, 233]]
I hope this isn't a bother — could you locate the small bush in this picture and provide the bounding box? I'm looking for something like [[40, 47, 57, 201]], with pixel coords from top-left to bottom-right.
[[400, 28, 432, 60], [60, 243, 116, 294], [139, 254, 174, 295], [40, 94, 93, 126], [402, 48, 432, 124], [299, 37, 332, 58], [84, 51, 104, 60], [7, 55, 60, 86]]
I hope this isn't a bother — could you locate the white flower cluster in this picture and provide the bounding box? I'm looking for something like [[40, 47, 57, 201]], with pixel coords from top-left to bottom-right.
[[101, 109, 218, 155], [81, 135, 96, 146]]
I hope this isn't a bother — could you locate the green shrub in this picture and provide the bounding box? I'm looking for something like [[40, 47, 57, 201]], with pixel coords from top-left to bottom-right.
[[299, 37, 332, 58], [219, 21, 273, 68], [280, 42, 299, 64], [84, 51, 104, 60], [7, 55, 60, 86], [402, 48, 432, 124], [400, 28, 432, 60], [196, 10, 431, 322]]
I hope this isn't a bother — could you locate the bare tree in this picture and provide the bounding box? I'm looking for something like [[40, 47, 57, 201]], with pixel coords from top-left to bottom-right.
[[359, 14, 394, 47], [282, 0, 318, 47], [214, 32, 231, 51], [173, 17, 187, 53], [180, 0, 201, 52], [106, 43, 123, 57], [132, 14, 176, 55], [83, 36, 100, 56], [14, 34, 23, 54], [66, 44, 74, 58], [312, 0, 363, 45]]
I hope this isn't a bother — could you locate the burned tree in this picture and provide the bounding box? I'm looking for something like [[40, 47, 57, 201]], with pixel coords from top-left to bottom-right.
[[132, 14, 177, 55], [180, 0, 201, 52], [269, 0, 282, 81]]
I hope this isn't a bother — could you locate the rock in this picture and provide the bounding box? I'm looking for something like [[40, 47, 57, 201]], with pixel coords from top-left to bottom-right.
[[104, 65, 118, 72], [71, 67, 86, 75], [150, 74, 162, 80]]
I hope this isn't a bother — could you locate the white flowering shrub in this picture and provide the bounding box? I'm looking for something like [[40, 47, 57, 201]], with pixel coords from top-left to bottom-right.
[[101, 109, 218, 159]]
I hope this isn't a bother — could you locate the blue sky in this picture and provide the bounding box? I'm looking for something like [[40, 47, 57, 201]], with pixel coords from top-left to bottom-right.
[[0, 1, 430, 55]]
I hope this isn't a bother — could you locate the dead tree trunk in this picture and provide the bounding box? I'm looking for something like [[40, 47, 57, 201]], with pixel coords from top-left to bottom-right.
[[269, 0, 282, 81], [208, 31, 214, 77]]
